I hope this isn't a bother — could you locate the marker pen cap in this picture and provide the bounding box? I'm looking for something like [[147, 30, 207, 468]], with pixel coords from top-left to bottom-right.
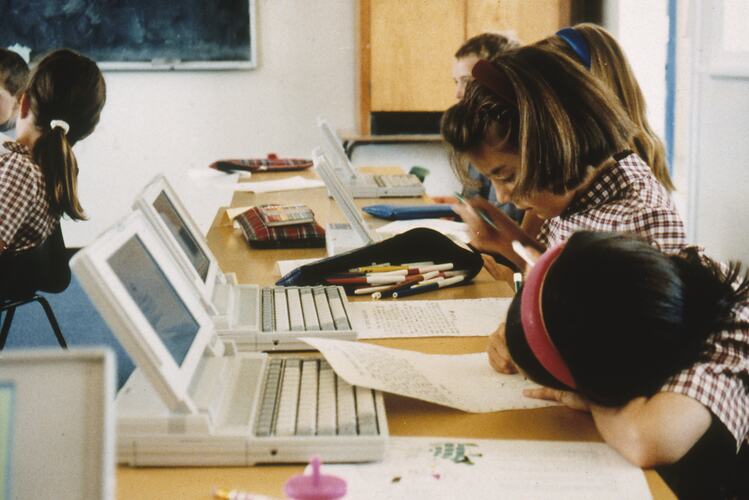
[[283, 456, 346, 500]]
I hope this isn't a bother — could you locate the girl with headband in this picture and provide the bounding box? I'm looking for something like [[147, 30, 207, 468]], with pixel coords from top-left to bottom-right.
[[0, 49, 106, 256], [497, 233, 748, 498], [543, 23, 673, 191], [442, 44, 685, 271]]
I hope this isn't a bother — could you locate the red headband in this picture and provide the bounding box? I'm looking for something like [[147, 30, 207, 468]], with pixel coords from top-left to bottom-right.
[[520, 242, 576, 389], [471, 59, 515, 107]]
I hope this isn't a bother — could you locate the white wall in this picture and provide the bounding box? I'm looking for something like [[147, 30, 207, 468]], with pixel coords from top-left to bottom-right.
[[63, 1, 358, 246], [681, 0, 749, 263]]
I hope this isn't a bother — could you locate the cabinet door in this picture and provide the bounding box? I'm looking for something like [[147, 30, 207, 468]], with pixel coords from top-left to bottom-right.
[[369, 0, 464, 112], [466, 0, 571, 44]]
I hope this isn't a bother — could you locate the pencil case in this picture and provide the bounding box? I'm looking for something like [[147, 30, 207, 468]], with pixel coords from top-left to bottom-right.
[[235, 206, 325, 249], [362, 204, 457, 220], [209, 153, 313, 173], [275, 227, 483, 291]]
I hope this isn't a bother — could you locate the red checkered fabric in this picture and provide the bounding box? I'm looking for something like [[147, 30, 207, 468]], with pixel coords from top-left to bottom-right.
[[0, 142, 56, 253], [662, 252, 749, 450], [209, 155, 313, 173], [235, 206, 325, 249], [539, 153, 686, 254]]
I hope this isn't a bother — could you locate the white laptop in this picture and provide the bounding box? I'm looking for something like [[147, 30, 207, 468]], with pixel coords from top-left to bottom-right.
[[317, 117, 425, 198], [0, 349, 115, 499], [314, 149, 392, 256], [133, 174, 356, 351], [71, 211, 388, 467]]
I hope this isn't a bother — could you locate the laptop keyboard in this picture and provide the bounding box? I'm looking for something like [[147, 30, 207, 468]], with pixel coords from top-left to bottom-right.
[[374, 174, 421, 187], [260, 286, 350, 332], [255, 358, 379, 437]]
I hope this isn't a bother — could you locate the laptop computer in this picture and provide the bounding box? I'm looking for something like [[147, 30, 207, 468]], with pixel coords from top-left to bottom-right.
[[313, 148, 392, 256], [71, 211, 388, 467], [317, 117, 425, 198], [0, 349, 115, 499], [133, 174, 356, 351]]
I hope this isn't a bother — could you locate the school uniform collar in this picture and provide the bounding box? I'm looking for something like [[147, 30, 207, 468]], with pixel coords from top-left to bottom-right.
[[562, 151, 649, 216], [3, 141, 31, 156]]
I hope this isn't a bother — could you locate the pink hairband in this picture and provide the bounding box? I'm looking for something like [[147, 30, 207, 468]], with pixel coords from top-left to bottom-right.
[[520, 242, 577, 389], [471, 59, 515, 107]]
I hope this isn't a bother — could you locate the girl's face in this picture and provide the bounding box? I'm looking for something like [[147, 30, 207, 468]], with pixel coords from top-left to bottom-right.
[[468, 143, 577, 219]]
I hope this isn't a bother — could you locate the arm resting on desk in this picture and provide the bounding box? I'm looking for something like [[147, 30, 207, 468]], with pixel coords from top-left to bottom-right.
[[590, 392, 711, 468], [529, 387, 712, 467]]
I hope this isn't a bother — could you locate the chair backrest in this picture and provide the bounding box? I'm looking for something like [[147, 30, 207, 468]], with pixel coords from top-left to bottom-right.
[[0, 223, 71, 300]]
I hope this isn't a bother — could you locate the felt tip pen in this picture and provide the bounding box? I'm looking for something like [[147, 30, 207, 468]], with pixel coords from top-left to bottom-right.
[[513, 272, 523, 293], [348, 262, 439, 273], [325, 275, 406, 286], [370, 271, 441, 299], [213, 487, 277, 500], [393, 275, 465, 298], [454, 192, 499, 231]]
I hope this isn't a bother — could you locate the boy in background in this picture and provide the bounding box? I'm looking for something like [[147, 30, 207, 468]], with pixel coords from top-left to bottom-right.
[[443, 33, 524, 223], [0, 49, 30, 141]]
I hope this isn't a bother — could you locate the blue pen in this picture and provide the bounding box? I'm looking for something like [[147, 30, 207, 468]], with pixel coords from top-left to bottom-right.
[[453, 192, 499, 230]]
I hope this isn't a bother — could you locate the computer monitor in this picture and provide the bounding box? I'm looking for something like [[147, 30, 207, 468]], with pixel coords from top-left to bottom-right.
[[313, 148, 376, 246], [133, 175, 221, 311], [317, 117, 358, 180], [0, 349, 115, 499], [71, 211, 218, 412]]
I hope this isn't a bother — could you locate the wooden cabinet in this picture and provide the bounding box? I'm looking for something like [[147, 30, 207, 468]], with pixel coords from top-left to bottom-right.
[[358, 0, 572, 134]]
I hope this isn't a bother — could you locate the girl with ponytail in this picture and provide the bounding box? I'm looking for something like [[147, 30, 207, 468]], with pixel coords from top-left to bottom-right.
[[490, 232, 749, 498], [0, 49, 105, 254]]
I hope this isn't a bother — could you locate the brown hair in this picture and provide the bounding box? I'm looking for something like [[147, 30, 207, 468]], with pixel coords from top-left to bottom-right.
[[26, 49, 106, 220], [540, 24, 674, 190], [441, 45, 634, 199], [0, 49, 29, 97], [455, 32, 519, 59]]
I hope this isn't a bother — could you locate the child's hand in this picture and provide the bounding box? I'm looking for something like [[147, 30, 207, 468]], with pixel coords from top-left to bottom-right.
[[523, 387, 591, 412], [487, 323, 518, 374], [481, 254, 513, 282], [431, 195, 459, 204], [453, 197, 542, 269]]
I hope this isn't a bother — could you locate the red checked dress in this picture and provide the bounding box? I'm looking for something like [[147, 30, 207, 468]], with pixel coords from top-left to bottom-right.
[[664, 252, 749, 450], [538, 152, 686, 254], [0, 142, 57, 253]]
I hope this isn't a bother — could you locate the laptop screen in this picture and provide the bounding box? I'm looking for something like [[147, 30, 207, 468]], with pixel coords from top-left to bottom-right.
[[0, 383, 14, 499], [318, 117, 357, 180], [152, 191, 211, 283], [107, 235, 199, 366]]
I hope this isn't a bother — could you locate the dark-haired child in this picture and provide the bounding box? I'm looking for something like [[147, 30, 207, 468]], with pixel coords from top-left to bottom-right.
[[492, 233, 748, 498]]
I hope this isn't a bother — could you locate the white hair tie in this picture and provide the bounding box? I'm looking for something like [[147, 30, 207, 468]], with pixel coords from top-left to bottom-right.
[[50, 119, 70, 135]]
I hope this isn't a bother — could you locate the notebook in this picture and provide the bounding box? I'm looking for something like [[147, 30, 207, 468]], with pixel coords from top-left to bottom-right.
[[70, 211, 388, 466], [313, 149, 390, 256], [133, 174, 356, 351], [0, 349, 115, 499], [317, 117, 425, 198]]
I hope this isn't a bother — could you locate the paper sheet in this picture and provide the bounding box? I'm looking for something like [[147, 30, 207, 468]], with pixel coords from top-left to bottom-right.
[[230, 176, 324, 193], [301, 337, 556, 413], [348, 298, 509, 339], [321, 437, 652, 500], [276, 258, 322, 277], [375, 219, 471, 243]]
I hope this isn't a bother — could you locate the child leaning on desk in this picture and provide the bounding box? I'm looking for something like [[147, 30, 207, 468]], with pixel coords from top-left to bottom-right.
[[489, 233, 749, 499], [0, 49, 106, 259], [442, 44, 685, 273]]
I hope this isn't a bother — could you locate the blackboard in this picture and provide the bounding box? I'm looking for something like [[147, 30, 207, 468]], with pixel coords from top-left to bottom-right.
[[0, 0, 256, 70]]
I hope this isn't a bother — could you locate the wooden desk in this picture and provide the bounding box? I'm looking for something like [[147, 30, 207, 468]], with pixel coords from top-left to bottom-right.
[[117, 170, 675, 499]]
